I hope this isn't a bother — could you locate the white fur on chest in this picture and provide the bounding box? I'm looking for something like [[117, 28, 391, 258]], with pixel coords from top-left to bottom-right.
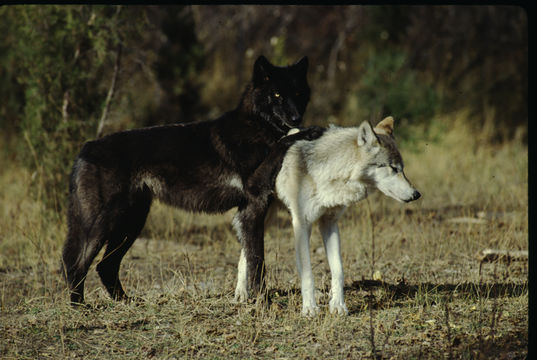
[[276, 126, 372, 223]]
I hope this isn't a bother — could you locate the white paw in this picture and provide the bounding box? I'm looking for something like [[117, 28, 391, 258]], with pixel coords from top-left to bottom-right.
[[234, 287, 248, 303], [301, 304, 320, 317], [329, 299, 349, 315]]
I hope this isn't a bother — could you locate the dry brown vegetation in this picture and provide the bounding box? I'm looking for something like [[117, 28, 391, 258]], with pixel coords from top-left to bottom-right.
[[0, 113, 528, 359]]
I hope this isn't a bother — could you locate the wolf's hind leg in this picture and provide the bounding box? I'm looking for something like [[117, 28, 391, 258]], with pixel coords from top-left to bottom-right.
[[96, 236, 136, 301], [96, 191, 151, 301]]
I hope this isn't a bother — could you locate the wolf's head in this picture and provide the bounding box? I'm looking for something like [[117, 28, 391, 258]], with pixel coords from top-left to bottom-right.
[[241, 55, 310, 134], [357, 117, 421, 203]]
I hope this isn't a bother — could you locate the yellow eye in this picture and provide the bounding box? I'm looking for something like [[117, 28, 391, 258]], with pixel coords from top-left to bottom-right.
[[274, 92, 280, 98]]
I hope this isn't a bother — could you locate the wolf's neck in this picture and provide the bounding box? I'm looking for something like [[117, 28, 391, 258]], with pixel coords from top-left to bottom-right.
[[316, 178, 370, 208]]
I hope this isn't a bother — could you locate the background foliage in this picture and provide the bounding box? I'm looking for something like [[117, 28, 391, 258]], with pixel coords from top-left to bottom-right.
[[0, 5, 528, 210]]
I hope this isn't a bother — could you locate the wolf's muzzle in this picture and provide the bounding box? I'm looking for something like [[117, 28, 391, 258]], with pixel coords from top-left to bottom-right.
[[410, 190, 421, 201], [290, 115, 302, 126], [282, 115, 302, 129], [403, 190, 421, 203]]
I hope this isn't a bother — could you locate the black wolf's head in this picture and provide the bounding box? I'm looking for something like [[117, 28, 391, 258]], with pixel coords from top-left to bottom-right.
[[241, 55, 310, 134]]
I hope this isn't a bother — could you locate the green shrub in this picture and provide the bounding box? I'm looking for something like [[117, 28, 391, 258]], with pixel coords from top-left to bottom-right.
[[1, 6, 146, 211]]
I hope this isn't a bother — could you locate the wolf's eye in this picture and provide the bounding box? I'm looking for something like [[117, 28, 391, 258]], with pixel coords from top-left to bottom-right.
[[274, 92, 280, 98]]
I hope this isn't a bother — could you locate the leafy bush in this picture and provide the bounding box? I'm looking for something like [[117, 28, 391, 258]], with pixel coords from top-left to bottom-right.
[[0, 6, 204, 212], [12, 7, 122, 210], [5, 6, 123, 210]]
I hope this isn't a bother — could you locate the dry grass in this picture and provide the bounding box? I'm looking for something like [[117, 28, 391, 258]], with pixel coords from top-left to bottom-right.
[[0, 112, 527, 359]]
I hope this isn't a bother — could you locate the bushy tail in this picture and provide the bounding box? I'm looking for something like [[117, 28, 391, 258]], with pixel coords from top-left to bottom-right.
[[60, 159, 106, 305]]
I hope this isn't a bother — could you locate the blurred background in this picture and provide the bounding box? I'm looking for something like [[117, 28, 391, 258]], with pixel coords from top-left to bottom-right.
[[0, 5, 528, 211]]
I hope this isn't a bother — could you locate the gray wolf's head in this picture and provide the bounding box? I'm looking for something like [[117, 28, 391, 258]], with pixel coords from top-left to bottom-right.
[[357, 117, 421, 203]]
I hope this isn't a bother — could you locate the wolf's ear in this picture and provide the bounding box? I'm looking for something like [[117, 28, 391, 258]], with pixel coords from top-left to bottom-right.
[[253, 55, 272, 85], [374, 116, 395, 136], [357, 121, 379, 147], [293, 56, 308, 77]]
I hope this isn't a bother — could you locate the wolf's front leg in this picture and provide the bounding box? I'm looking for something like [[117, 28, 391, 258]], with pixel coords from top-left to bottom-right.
[[292, 218, 318, 316], [234, 248, 248, 302], [232, 204, 267, 298], [235, 126, 325, 302], [318, 215, 348, 315]]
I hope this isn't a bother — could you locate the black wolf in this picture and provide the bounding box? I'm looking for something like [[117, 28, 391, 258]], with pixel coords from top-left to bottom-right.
[[61, 55, 323, 305]]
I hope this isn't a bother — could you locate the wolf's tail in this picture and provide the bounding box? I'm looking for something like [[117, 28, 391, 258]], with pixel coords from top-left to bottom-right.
[[60, 159, 107, 305]]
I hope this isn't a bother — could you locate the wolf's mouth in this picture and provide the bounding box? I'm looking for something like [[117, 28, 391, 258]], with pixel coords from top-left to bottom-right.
[[282, 118, 302, 129], [273, 114, 302, 133], [402, 191, 421, 203], [381, 189, 416, 204]]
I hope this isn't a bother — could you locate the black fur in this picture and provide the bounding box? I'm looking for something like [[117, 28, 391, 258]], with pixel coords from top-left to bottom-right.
[[61, 55, 323, 305]]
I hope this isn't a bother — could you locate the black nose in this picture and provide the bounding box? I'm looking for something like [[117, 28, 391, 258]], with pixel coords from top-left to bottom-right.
[[412, 190, 421, 201]]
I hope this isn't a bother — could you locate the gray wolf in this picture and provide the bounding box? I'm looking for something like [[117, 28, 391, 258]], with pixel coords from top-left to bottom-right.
[[235, 117, 420, 314], [61, 55, 324, 305]]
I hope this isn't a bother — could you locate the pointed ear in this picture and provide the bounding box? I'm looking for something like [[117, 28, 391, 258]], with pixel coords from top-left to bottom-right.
[[374, 116, 395, 136], [253, 55, 272, 85], [293, 56, 308, 77], [357, 121, 379, 147]]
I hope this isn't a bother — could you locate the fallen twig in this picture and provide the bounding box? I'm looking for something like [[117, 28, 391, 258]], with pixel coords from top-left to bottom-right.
[[477, 249, 528, 264], [445, 217, 487, 225]]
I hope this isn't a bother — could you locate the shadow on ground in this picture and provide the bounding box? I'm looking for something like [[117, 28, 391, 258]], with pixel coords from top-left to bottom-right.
[[267, 278, 527, 313]]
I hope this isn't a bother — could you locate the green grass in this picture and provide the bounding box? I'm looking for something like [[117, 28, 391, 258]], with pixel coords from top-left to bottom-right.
[[0, 113, 527, 359]]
